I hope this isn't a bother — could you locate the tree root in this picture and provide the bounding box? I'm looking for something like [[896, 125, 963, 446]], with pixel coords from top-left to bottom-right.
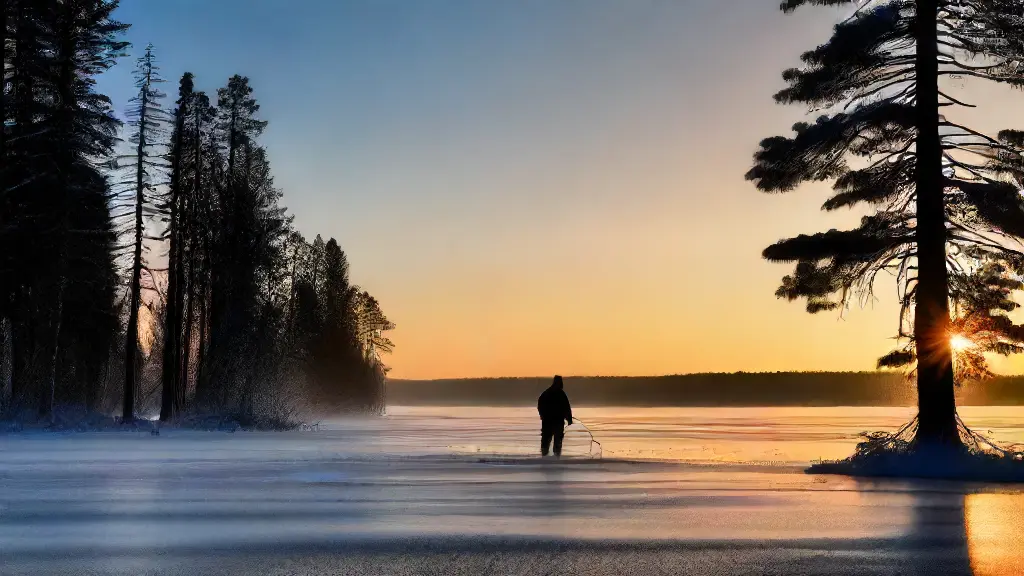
[[809, 413, 1024, 482]]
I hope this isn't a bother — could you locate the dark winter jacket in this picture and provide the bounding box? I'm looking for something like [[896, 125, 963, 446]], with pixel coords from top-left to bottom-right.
[[537, 383, 572, 428]]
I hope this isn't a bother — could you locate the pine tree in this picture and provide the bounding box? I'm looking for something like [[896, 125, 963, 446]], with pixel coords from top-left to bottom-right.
[[119, 43, 167, 422], [1, 0, 13, 408], [352, 291, 394, 413], [231, 141, 291, 416], [4, 0, 50, 410], [749, 1, 1024, 446], [160, 72, 194, 422], [192, 95, 220, 402], [202, 76, 268, 408], [159, 75, 217, 421], [286, 237, 393, 411], [1, 0, 9, 184], [4, 0, 128, 417], [62, 168, 120, 411], [354, 291, 396, 366], [182, 90, 216, 405], [6, 5, 392, 421]]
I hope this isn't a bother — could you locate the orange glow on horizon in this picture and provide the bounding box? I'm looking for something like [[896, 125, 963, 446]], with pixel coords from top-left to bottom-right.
[[328, 11, 1024, 382]]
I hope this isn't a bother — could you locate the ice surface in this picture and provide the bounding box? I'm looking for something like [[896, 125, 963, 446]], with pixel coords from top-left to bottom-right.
[[2, 406, 1023, 575]]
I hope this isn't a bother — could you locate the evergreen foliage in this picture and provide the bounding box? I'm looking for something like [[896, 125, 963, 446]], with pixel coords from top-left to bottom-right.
[[3, 0, 128, 418], [2, 3, 393, 425], [749, 1, 1024, 446], [116, 43, 169, 422]]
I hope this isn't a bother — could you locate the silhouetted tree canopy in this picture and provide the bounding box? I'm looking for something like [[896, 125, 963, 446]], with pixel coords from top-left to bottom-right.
[[2, 2, 394, 425], [748, 0, 1024, 446]]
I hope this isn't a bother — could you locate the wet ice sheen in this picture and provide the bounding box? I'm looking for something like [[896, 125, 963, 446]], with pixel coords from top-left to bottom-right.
[[1, 406, 1023, 576]]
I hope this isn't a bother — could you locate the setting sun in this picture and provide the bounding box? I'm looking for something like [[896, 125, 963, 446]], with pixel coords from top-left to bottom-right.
[[951, 334, 976, 352]]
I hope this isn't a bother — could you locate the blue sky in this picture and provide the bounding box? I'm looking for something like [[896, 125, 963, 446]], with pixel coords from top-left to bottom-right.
[[98, 0, 1024, 379]]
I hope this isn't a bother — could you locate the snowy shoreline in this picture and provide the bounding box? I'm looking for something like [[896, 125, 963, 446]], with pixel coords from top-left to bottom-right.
[[3, 407, 1023, 575]]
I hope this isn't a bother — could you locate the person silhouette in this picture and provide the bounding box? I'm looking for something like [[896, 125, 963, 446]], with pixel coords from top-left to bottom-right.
[[537, 375, 573, 457]]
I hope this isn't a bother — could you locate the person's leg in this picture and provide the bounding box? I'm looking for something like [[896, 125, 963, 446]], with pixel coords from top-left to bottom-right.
[[541, 428, 552, 456], [553, 429, 564, 457]]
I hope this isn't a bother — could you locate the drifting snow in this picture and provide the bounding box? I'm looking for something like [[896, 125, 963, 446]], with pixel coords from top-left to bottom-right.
[[2, 406, 1024, 575], [0, 404, 310, 435]]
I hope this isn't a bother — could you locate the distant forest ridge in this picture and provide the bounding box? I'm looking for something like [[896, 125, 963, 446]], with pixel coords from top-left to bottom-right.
[[386, 372, 1024, 407]]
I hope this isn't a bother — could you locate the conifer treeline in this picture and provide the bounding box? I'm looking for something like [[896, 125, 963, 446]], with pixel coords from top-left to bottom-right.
[[2, 0, 394, 425]]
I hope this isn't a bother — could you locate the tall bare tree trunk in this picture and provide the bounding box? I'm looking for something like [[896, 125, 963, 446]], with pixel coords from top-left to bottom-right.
[[40, 276, 64, 418], [123, 70, 151, 423], [160, 176, 181, 421], [42, 0, 75, 420], [0, 319, 11, 411], [180, 265, 195, 411], [914, 0, 958, 446], [160, 105, 184, 421]]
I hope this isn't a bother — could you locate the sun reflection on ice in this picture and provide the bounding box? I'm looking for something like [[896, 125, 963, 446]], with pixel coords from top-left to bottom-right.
[[966, 493, 1024, 576]]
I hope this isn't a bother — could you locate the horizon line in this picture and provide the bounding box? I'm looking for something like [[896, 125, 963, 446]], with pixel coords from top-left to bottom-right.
[[388, 370, 920, 382]]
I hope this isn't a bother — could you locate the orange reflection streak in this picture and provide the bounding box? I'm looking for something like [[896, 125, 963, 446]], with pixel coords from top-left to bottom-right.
[[966, 493, 1024, 576]]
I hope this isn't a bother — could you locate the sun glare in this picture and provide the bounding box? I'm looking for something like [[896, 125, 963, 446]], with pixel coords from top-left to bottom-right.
[[950, 334, 975, 352]]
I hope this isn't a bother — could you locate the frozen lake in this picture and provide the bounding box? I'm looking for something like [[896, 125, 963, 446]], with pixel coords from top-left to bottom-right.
[[2, 406, 1024, 575]]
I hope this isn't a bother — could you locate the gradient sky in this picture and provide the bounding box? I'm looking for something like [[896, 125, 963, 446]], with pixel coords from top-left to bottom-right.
[[97, 0, 1024, 379]]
